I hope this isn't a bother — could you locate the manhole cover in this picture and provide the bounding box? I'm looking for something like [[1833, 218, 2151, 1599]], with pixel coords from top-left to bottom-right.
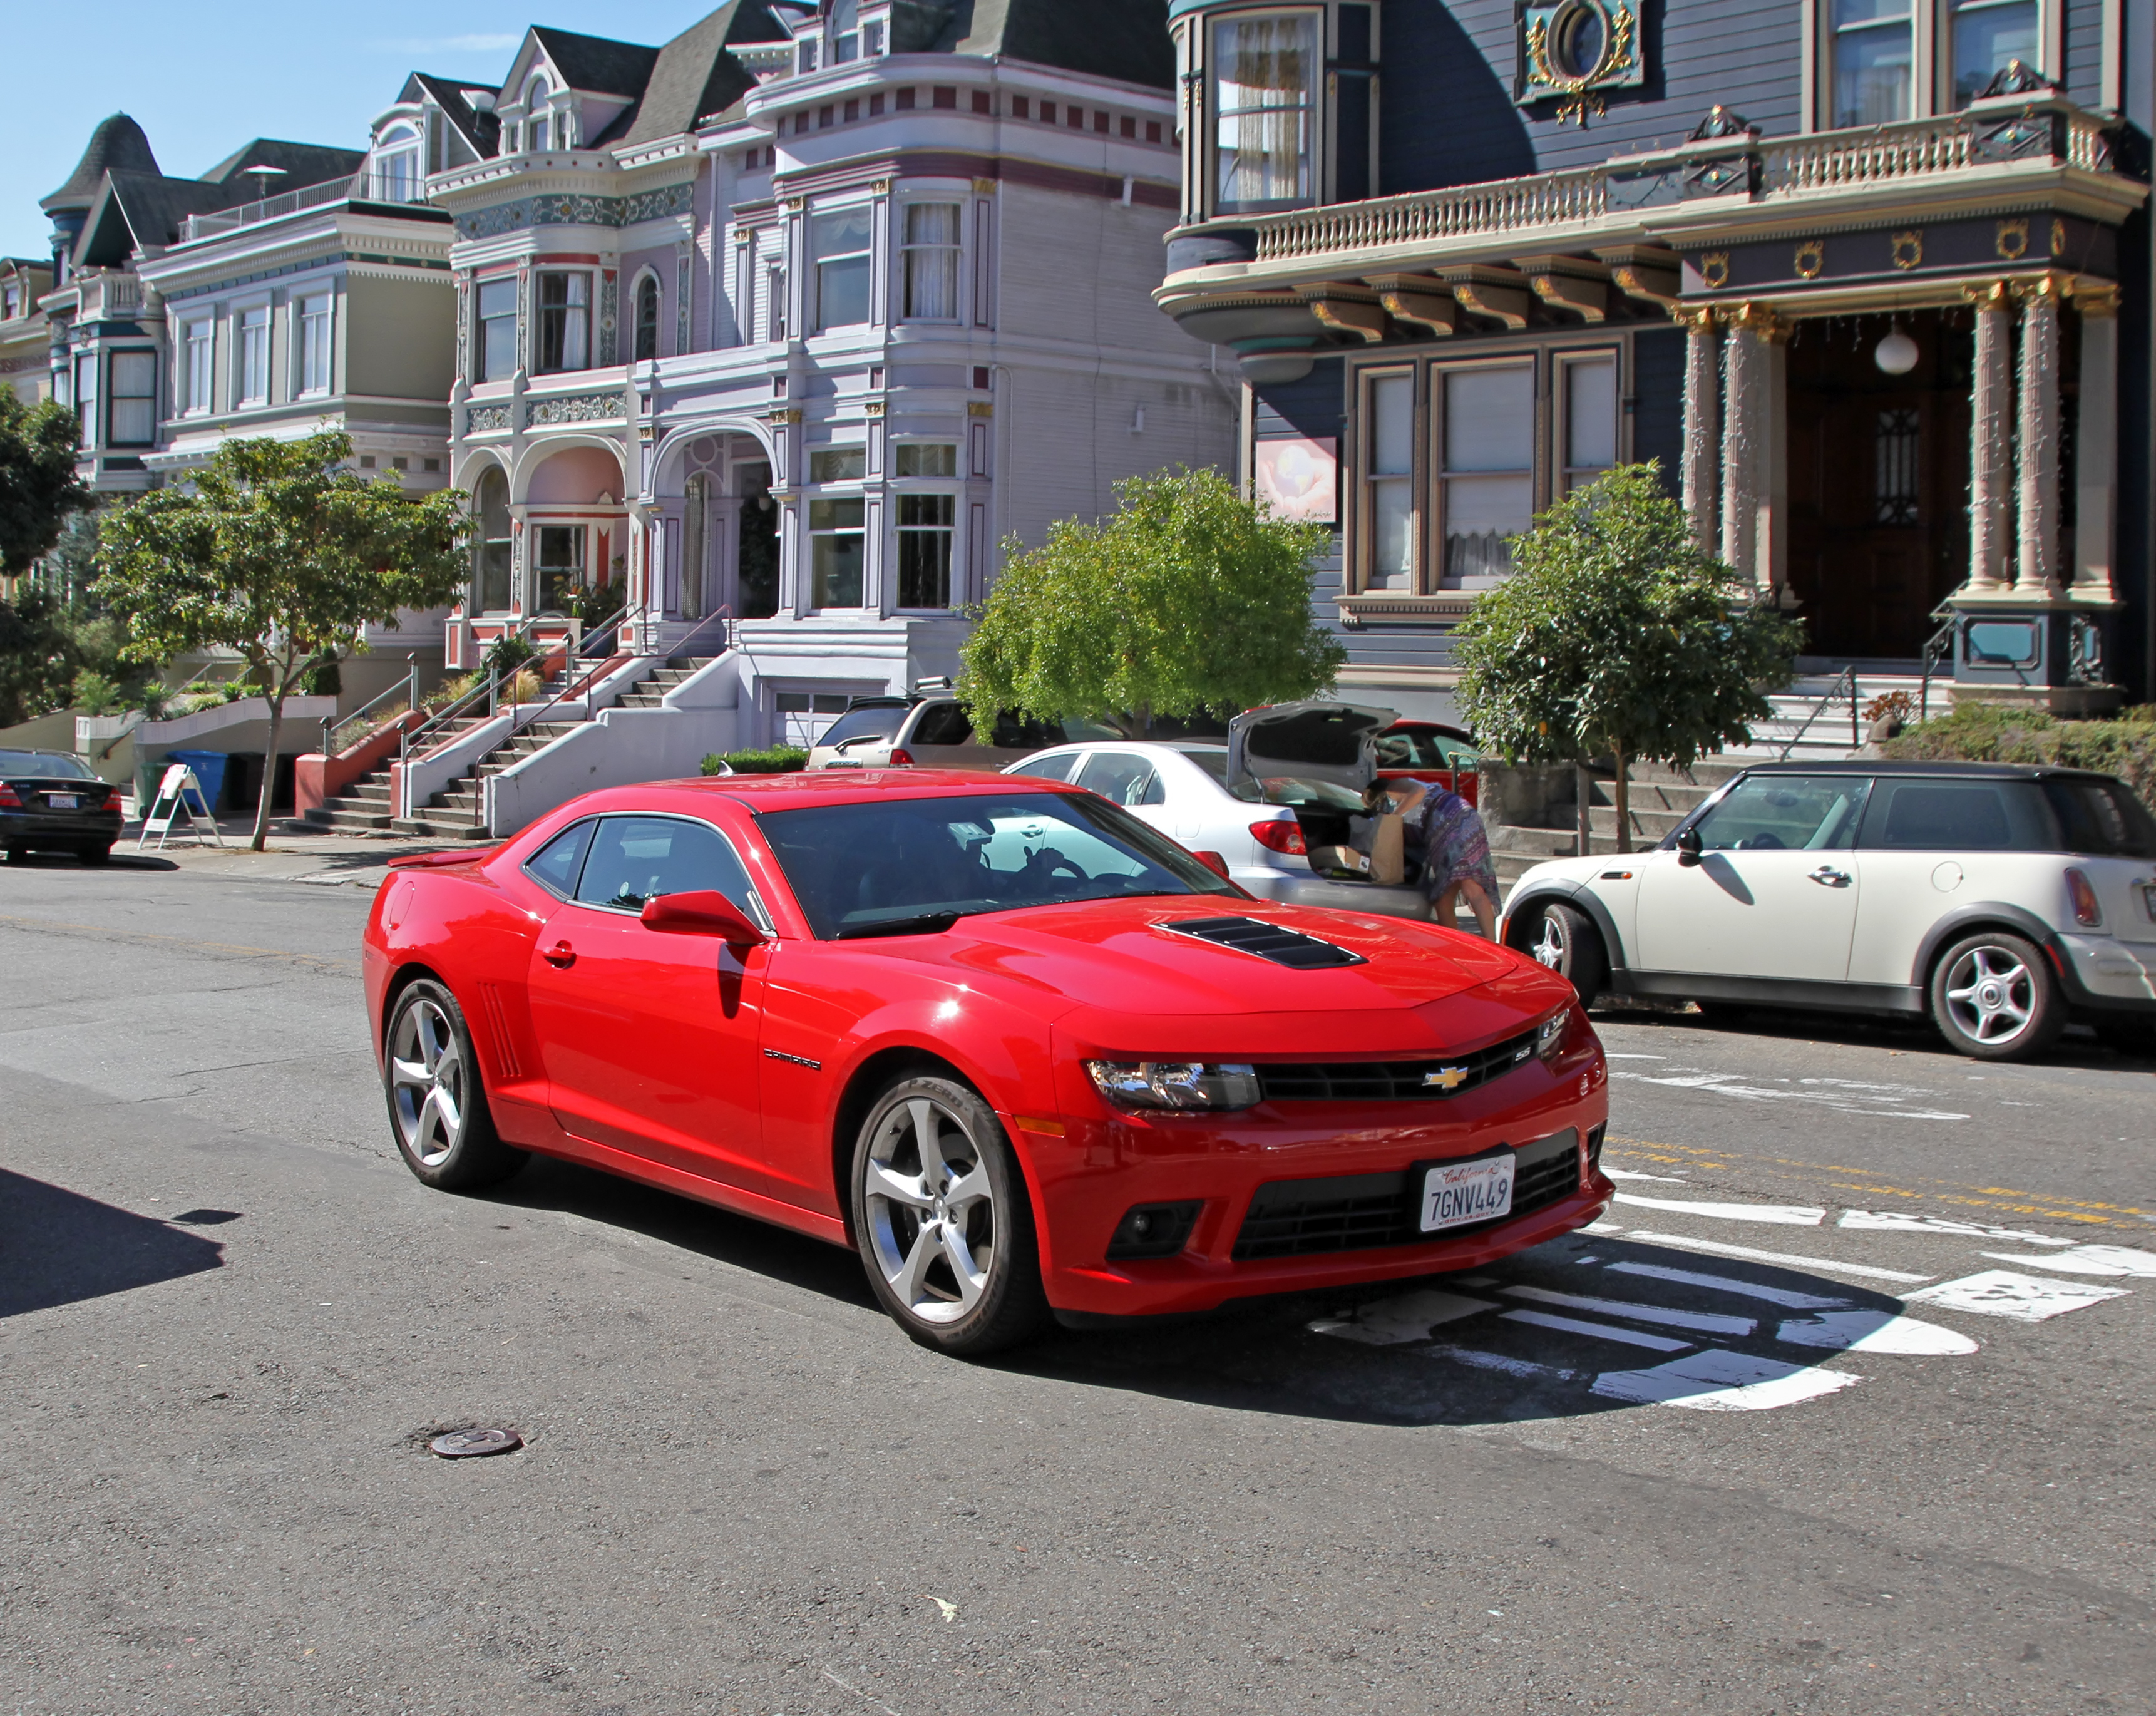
[[429, 1427, 521, 1459]]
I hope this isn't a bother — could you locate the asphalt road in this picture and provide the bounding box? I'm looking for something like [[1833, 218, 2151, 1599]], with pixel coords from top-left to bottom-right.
[[2, 851, 2151, 1715]]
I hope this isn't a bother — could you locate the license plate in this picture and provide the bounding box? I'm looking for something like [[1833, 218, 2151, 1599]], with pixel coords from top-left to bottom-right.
[[1418, 1153, 1516, 1233], [47, 793, 77, 809]]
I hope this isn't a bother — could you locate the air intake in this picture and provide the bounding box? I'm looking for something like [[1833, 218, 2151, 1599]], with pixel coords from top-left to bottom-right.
[[1161, 915, 1366, 970]]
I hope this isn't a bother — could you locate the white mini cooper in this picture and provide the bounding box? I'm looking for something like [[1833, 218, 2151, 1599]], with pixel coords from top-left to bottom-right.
[[1499, 762, 2156, 1061]]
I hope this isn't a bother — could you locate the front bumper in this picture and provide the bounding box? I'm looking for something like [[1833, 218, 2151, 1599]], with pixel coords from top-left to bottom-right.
[[2055, 932, 2156, 1014], [1233, 867, 1433, 920], [1021, 1038, 1610, 1318]]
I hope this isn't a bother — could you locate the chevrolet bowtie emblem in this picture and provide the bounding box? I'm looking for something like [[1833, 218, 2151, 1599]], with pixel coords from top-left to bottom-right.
[[1423, 1066, 1469, 1091]]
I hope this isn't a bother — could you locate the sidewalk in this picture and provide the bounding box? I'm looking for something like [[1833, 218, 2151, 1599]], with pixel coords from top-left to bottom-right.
[[104, 815, 492, 890]]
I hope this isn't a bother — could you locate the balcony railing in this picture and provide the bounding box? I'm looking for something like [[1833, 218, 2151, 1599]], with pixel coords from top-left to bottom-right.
[[177, 171, 429, 245], [1231, 98, 2126, 269]]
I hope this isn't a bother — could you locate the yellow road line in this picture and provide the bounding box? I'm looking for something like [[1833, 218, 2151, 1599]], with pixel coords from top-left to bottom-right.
[[1607, 1135, 2152, 1231]]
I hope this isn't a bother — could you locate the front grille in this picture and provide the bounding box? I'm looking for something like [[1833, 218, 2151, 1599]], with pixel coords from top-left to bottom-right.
[[1255, 1029, 1539, 1102], [1231, 1127, 1581, 1261], [1161, 915, 1366, 970]]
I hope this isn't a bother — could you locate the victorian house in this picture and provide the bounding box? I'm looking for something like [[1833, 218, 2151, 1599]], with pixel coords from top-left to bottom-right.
[[406, 0, 1233, 832], [1, 257, 53, 410], [1156, 0, 2152, 714]]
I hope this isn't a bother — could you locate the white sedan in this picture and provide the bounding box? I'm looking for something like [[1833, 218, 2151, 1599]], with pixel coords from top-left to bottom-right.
[[1003, 740, 1434, 919]]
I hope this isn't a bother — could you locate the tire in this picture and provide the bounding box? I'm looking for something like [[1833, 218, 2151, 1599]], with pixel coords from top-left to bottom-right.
[[1510, 900, 1607, 1008], [3, 845, 25, 864], [80, 844, 112, 866], [1929, 930, 2065, 1062], [382, 978, 526, 1191], [848, 1074, 1049, 1357]]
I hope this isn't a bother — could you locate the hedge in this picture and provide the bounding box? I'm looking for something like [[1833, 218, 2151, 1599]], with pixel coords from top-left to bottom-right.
[[1878, 701, 2156, 809], [702, 746, 808, 775]]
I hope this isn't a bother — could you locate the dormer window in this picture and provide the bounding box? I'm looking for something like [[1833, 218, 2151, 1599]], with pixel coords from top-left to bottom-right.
[[525, 76, 554, 152], [372, 122, 421, 202]]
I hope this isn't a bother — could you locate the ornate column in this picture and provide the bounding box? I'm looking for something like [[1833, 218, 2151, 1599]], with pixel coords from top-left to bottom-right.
[[1965, 281, 2014, 591], [1679, 306, 1720, 549], [1719, 305, 1769, 588], [2070, 280, 2120, 602], [2015, 274, 2065, 595]]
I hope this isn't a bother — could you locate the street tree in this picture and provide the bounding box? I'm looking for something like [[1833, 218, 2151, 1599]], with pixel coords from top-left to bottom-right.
[[1452, 462, 1799, 853], [958, 466, 1343, 739], [0, 394, 95, 722], [95, 431, 470, 851]]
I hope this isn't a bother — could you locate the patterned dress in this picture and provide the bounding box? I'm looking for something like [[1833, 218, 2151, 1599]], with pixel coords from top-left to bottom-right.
[[1419, 787, 1498, 902]]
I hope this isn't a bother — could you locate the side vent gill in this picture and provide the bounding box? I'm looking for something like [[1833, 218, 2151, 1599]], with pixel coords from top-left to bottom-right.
[[1161, 915, 1367, 970]]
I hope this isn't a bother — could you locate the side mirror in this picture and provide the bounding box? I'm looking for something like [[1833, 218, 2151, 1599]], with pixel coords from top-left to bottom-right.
[[640, 890, 766, 943], [1675, 825, 1704, 868]]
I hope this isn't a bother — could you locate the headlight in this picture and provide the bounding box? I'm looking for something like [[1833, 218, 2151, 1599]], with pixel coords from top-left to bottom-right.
[[1085, 1061, 1262, 1112], [1536, 1007, 1576, 1064]]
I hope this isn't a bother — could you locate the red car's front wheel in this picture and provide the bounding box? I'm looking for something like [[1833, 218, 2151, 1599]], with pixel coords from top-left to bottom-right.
[[850, 1074, 1047, 1356]]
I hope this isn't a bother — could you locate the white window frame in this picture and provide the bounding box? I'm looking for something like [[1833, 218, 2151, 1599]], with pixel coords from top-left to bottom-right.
[[106, 348, 158, 447], [295, 293, 333, 397], [893, 490, 957, 610], [182, 317, 215, 415], [475, 276, 519, 383], [897, 200, 963, 322], [1203, 6, 1324, 217], [1809, 0, 2060, 130], [809, 201, 875, 334], [1554, 347, 1623, 497], [235, 302, 272, 408], [533, 270, 592, 374], [1355, 363, 1417, 594]]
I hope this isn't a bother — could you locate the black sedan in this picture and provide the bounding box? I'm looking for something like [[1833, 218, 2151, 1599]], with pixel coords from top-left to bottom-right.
[[1, 750, 124, 864]]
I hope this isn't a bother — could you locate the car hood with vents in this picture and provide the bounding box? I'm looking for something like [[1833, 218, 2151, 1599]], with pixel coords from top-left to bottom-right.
[[880, 898, 1571, 1058]]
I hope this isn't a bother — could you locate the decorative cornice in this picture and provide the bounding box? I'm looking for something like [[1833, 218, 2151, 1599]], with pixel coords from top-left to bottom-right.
[[2073, 277, 2121, 317], [453, 182, 694, 242]]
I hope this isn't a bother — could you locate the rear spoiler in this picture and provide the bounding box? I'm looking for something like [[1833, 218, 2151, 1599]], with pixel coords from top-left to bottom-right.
[[386, 846, 496, 870]]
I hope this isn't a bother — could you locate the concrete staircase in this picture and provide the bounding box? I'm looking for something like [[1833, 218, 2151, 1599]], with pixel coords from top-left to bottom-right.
[[1728, 670, 1939, 759], [300, 761, 397, 833], [389, 656, 717, 838], [1488, 758, 1748, 884]]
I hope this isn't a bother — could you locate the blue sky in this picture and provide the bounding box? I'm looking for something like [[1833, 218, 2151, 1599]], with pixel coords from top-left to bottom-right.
[[2, 3, 731, 264]]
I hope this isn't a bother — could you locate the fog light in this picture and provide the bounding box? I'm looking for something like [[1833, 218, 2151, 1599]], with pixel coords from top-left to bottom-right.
[[1586, 1124, 1606, 1177], [1106, 1200, 1202, 1260]]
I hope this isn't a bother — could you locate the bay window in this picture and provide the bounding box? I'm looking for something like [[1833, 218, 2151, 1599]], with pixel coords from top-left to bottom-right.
[[1437, 361, 1535, 588], [476, 278, 518, 381], [900, 203, 960, 321], [1209, 11, 1318, 212], [183, 319, 214, 414], [237, 306, 270, 406], [897, 495, 955, 608], [895, 443, 957, 477], [297, 294, 332, 396], [108, 351, 157, 446], [535, 271, 589, 373], [810, 446, 866, 483], [809, 499, 865, 607], [811, 207, 872, 332], [1949, 0, 2040, 105], [1828, 0, 1913, 125], [1558, 352, 1618, 495], [1817, 0, 2053, 128]]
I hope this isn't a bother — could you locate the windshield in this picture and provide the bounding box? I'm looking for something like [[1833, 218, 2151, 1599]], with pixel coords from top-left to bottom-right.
[[1376, 727, 1479, 769], [758, 790, 1238, 937], [816, 706, 908, 748], [1228, 774, 1367, 812], [0, 751, 95, 780]]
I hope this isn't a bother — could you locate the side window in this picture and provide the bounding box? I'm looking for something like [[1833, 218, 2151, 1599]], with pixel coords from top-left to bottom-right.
[[1007, 752, 1077, 781], [1858, 779, 2051, 851], [524, 818, 597, 897], [1077, 751, 1165, 808], [990, 710, 1063, 749], [1691, 776, 1868, 852], [574, 816, 759, 914], [910, 702, 973, 746]]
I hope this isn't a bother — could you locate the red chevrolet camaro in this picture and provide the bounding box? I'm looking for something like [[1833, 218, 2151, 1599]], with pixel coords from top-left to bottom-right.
[[363, 770, 1611, 1354]]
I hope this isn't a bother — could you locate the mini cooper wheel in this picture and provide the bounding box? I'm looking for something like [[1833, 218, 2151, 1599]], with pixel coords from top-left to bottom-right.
[[850, 1074, 1047, 1357], [1929, 930, 2065, 1062], [383, 979, 525, 1190], [1511, 900, 1606, 1008]]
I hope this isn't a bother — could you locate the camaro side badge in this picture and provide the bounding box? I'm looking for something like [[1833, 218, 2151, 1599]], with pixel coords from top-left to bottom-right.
[[763, 1049, 823, 1071], [1424, 1066, 1469, 1091]]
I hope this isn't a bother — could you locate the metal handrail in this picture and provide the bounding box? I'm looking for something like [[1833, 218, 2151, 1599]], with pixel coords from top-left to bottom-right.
[[399, 612, 553, 764], [1775, 665, 1860, 761], [667, 605, 735, 664], [1918, 610, 1957, 723], [320, 658, 420, 759], [506, 604, 632, 739]]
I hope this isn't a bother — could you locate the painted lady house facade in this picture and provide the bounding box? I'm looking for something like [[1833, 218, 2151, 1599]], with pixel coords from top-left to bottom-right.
[[1156, 0, 2155, 712], [413, 0, 1235, 833]]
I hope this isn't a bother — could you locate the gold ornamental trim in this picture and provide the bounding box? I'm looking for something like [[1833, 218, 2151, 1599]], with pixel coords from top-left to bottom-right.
[[1891, 230, 1924, 270], [1792, 239, 1824, 279], [1996, 218, 2029, 260]]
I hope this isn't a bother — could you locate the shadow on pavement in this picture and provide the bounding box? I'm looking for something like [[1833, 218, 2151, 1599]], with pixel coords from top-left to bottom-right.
[[0, 1169, 225, 1318], [1596, 996, 2154, 1071]]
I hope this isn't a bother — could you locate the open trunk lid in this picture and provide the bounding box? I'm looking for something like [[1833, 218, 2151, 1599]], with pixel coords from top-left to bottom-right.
[[1227, 701, 1397, 794]]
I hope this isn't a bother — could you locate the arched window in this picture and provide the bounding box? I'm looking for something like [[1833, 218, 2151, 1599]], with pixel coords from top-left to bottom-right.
[[525, 78, 552, 152], [373, 121, 421, 202], [473, 468, 513, 612], [635, 275, 660, 361], [681, 473, 709, 621]]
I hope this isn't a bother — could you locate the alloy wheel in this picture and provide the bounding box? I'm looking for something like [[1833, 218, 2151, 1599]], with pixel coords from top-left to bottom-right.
[[1531, 910, 1569, 972], [861, 1094, 998, 1323], [1943, 944, 2035, 1047], [389, 995, 467, 1168]]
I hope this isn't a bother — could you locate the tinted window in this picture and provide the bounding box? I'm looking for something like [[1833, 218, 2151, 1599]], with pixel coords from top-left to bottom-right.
[[2040, 778, 2156, 858], [910, 702, 973, 746], [575, 816, 757, 913], [817, 706, 907, 748], [1693, 776, 1868, 851], [1076, 751, 1165, 807], [759, 791, 1235, 937], [1185, 749, 1231, 783], [524, 819, 595, 897], [1859, 779, 2055, 851], [0, 750, 95, 779], [1375, 728, 1479, 769], [1007, 751, 1077, 781]]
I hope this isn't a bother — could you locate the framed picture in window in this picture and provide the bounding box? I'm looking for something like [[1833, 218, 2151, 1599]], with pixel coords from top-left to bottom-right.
[[1253, 435, 1338, 525]]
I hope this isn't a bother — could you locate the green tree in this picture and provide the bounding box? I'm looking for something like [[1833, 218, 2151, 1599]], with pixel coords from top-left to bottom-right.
[[958, 466, 1344, 739], [0, 395, 95, 723], [95, 431, 471, 850], [1453, 463, 1799, 853]]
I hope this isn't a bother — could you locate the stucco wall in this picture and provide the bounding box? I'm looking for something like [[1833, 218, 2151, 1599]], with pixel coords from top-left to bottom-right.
[[347, 275, 456, 403]]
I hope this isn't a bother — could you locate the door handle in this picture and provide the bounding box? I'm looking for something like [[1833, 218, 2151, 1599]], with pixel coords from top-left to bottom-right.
[[1807, 867, 1852, 888], [543, 940, 577, 967]]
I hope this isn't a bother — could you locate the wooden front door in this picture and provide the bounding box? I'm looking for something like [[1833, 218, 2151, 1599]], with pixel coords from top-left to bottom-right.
[[1785, 316, 1971, 660]]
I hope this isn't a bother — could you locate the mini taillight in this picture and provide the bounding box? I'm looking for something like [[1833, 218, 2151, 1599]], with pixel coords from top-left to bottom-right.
[[1249, 819, 1306, 856], [0, 784, 21, 808], [888, 748, 916, 766], [2066, 866, 2103, 928]]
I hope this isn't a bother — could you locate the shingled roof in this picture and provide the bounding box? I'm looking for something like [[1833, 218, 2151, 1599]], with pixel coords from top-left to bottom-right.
[[612, 0, 787, 146], [531, 26, 664, 97], [408, 73, 503, 158], [41, 114, 161, 213], [943, 0, 1175, 88]]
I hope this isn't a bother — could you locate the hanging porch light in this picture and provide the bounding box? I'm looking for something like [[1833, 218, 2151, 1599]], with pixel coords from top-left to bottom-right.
[[1874, 323, 1919, 376]]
